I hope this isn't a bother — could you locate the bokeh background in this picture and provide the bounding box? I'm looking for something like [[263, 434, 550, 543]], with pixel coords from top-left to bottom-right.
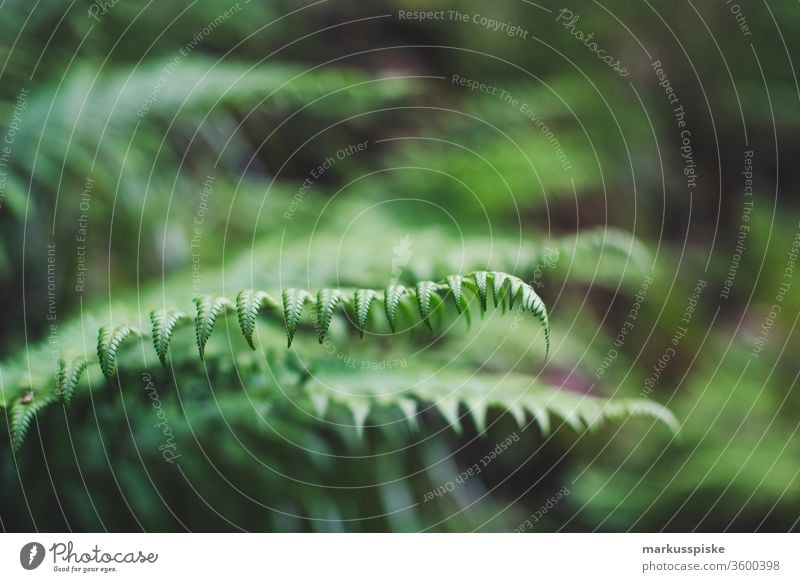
[[1, 0, 798, 532]]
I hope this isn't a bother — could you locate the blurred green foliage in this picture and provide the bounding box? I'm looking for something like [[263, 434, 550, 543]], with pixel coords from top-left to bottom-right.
[[1, 0, 798, 531]]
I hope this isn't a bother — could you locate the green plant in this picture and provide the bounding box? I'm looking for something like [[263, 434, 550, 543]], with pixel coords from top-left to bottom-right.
[[3, 265, 680, 452], [0, 1, 692, 531]]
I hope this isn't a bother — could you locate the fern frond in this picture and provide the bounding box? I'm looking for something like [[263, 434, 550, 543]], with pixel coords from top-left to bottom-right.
[[282, 289, 313, 347], [347, 400, 371, 439], [315, 289, 343, 343], [383, 285, 408, 333], [4, 271, 554, 450], [303, 364, 678, 438], [507, 276, 525, 310], [395, 398, 420, 433], [468, 398, 489, 434], [518, 283, 550, 355], [194, 295, 234, 359], [57, 357, 89, 407], [150, 309, 189, 366], [445, 275, 465, 313], [471, 271, 489, 312], [236, 290, 278, 350], [491, 271, 508, 309], [353, 289, 377, 338], [125, 272, 551, 387], [97, 324, 136, 378], [436, 398, 463, 434], [310, 391, 330, 418], [10, 392, 56, 452], [105, 273, 550, 381], [415, 281, 438, 330]]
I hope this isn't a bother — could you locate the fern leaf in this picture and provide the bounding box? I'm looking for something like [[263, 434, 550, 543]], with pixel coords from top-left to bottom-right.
[[472, 271, 489, 313], [150, 309, 188, 366], [315, 289, 343, 343], [467, 398, 489, 434], [353, 289, 376, 338], [282, 288, 311, 347], [10, 392, 55, 451], [435, 398, 462, 434], [97, 324, 136, 378], [3, 268, 556, 452], [520, 285, 550, 356], [415, 281, 437, 330], [194, 295, 233, 359], [446, 275, 465, 313], [395, 398, 419, 433], [235, 290, 274, 350], [309, 391, 330, 418], [57, 357, 89, 407], [383, 285, 407, 333], [503, 274, 551, 356], [304, 364, 677, 438], [507, 276, 525, 310], [490, 271, 508, 308], [523, 398, 551, 435], [348, 400, 371, 439], [602, 399, 680, 433], [507, 403, 527, 428]]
